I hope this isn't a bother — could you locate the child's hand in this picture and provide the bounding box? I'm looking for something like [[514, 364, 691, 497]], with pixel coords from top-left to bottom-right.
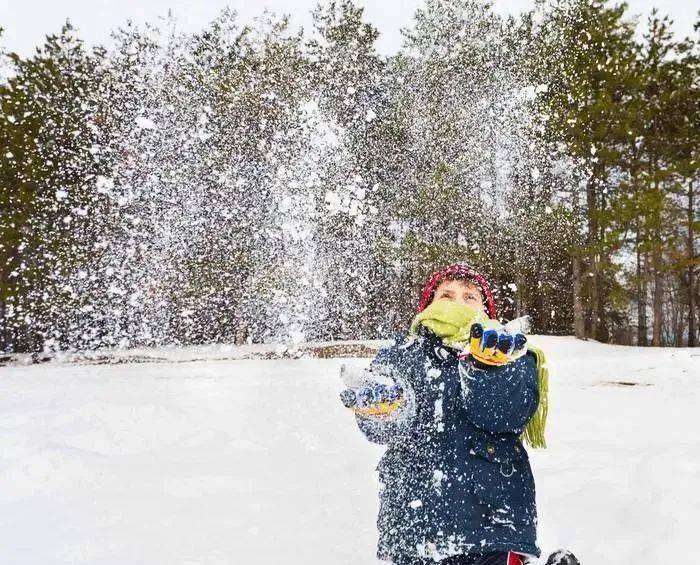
[[468, 321, 528, 366], [340, 383, 404, 418]]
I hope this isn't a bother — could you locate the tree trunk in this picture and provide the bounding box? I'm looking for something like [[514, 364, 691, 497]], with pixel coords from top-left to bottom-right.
[[572, 255, 586, 339], [651, 172, 665, 347], [688, 180, 696, 347], [0, 296, 5, 353], [533, 263, 545, 332], [675, 285, 685, 347], [586, 172, 599, 340], [594, 179, 610, 342], [652, 247, 664, 346], [636, 241, 648, 345]]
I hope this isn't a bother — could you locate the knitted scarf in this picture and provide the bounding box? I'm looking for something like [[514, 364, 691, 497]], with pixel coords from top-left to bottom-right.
[[409, 299, 548, 449]]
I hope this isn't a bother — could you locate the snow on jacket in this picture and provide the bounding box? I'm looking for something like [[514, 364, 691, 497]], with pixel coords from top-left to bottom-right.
[[355, 325, 541, 562]]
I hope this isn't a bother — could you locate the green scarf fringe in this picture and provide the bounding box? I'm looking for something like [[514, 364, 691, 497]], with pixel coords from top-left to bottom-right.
[[520, 345, 548, 449], [409, 300, 548, 449]]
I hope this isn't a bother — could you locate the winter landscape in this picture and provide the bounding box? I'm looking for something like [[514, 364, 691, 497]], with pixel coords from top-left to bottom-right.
[[0, 336, 698, 565], [1, 0, 699, 564]]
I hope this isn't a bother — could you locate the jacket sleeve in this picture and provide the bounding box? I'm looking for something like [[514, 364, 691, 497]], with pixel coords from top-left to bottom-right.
[[354, 334, 414, 445], [458, 350, 539, 434]]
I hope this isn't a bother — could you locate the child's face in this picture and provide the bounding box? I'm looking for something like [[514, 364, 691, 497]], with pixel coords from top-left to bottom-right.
[[433, 279, 484, 311]]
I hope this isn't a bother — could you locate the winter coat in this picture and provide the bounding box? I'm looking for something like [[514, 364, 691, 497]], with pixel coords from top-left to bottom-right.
[[355, 325, 541, 562]]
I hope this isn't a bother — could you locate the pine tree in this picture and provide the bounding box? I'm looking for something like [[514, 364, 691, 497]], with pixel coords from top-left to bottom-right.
[[533, 0, 638, 341], [0, 22, 109, 352], [670, 16, 700, 346]]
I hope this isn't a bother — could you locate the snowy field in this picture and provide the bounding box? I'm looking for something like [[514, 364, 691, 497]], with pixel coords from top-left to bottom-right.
[[0, 336, 697, 565]]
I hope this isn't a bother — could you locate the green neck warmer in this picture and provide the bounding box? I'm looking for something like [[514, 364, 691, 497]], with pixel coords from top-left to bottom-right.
[[409, 299, 548, 449], [410, 299, 489, 349]]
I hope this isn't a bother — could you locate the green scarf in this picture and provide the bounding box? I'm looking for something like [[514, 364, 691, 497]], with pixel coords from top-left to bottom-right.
[[410, 300, 548, 449]]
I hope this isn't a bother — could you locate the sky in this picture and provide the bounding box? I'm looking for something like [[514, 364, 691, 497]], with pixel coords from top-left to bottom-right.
[[0, 0, 698, 57]]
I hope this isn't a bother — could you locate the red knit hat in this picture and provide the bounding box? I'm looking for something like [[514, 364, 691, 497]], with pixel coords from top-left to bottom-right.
[[417, 263, 498, 319]]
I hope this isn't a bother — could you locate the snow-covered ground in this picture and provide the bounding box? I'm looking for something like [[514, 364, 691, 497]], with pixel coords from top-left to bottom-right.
[[0, 336, 697, 565]]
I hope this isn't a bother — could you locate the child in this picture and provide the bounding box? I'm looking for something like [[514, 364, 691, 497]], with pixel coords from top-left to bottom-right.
[[349, 263, 578, 565]]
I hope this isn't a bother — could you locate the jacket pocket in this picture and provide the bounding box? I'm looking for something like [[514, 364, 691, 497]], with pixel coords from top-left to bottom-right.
[[468, 435, 534, 524]]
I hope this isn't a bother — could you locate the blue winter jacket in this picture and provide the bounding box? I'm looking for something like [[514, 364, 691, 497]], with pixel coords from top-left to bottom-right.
[[355, 325, 541, 562]]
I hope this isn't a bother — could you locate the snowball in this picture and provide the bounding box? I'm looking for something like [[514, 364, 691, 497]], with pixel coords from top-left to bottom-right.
[[135, 116, 156, 130]]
